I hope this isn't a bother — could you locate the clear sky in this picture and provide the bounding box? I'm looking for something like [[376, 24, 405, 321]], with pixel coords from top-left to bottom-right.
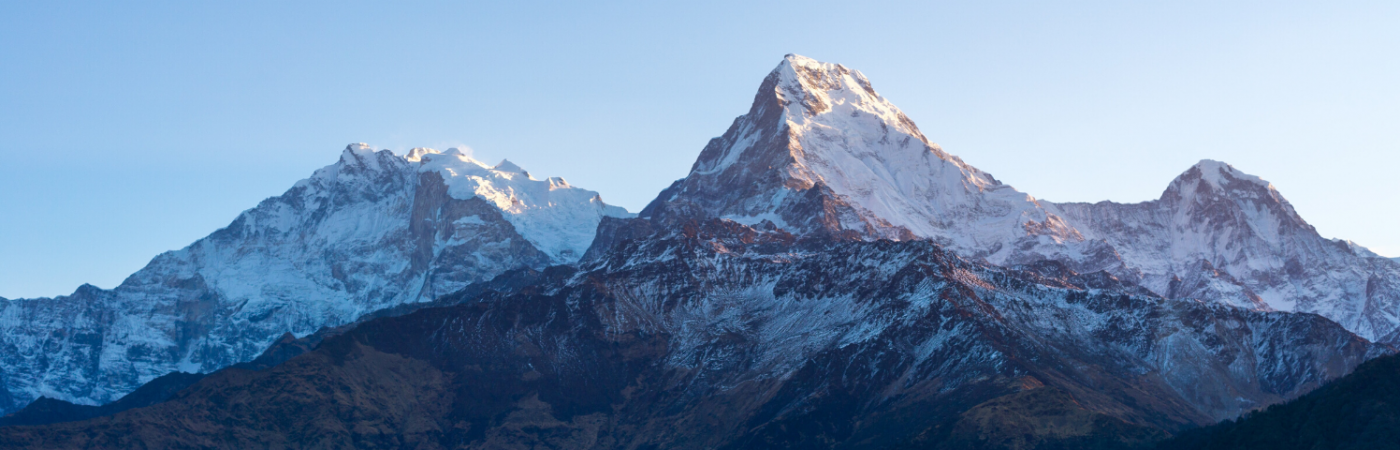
[[2, 1, 1397, 298]]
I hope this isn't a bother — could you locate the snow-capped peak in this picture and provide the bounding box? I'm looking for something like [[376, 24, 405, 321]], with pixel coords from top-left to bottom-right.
[[493, 159, 525, 174], [405, 147, 441, 162], [1174, 159, 1274, 194], [338, 143, 382, 168], [1160, 159, 1309, 235], [312, 143, 630, 262], [408, 147, 630, 262], [1052, 158, 1400, 339], [645, 55, 1079, 258]]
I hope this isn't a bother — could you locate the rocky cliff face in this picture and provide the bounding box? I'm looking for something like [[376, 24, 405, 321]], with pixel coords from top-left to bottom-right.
[[0, 220, 1385, 448], [0, 145, 629, 412]]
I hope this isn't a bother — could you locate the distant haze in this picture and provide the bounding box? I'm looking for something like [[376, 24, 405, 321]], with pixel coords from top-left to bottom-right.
[[2, 1, 1397, 298]]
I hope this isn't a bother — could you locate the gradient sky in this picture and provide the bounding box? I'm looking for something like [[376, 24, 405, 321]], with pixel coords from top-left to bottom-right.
[[2, 1, 1397, 298]]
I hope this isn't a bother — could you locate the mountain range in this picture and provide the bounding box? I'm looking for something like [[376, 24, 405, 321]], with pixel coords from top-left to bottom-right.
[[641, 55, 1400, 340], [0, 54, 1395, 448]]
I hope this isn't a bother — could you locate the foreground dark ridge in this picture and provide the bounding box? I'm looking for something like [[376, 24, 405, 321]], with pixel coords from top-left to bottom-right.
[[0, 372, 202, 428], [0, 220, 1383, 449], [1156, 352, 1400, 450]]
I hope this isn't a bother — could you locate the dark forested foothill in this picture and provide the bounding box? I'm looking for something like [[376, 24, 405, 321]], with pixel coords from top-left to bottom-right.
[[1156, 352, 1400, 450]]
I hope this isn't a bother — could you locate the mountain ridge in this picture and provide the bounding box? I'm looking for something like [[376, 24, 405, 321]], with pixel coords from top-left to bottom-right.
[[0, 145, 629, 413], [1049, 159, 1400, 341], [0, 218, 1386, 448]]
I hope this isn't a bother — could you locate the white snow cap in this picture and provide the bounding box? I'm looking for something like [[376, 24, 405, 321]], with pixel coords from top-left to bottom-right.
[[493, 159, 525, 174], [405, 147, 441, 162], [409, 147, 632, 262], [337, 143, 386, 170], [663, 54, 1085, 257], [767, 54, 980, 175], [1184, 159, 1272, 190], [321, 143, 630, 262], [340, 143, 376, 160]]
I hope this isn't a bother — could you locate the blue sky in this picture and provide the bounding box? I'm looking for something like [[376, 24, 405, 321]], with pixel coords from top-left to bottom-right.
[[2, 1, 1397, 298]]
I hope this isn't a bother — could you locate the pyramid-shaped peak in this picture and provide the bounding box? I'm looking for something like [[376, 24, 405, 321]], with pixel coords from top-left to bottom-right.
[[640, 55, 1043, 249], [345, 142, 373, 152], [676, 55, 963, 186], [770, 54, 879, 102], [341, 143, 375, 159], [1157, 158, 1309, 234], [494, 159, 525, 173], [338, 143, 387, 168], [1171, 159, 1273, 193]]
